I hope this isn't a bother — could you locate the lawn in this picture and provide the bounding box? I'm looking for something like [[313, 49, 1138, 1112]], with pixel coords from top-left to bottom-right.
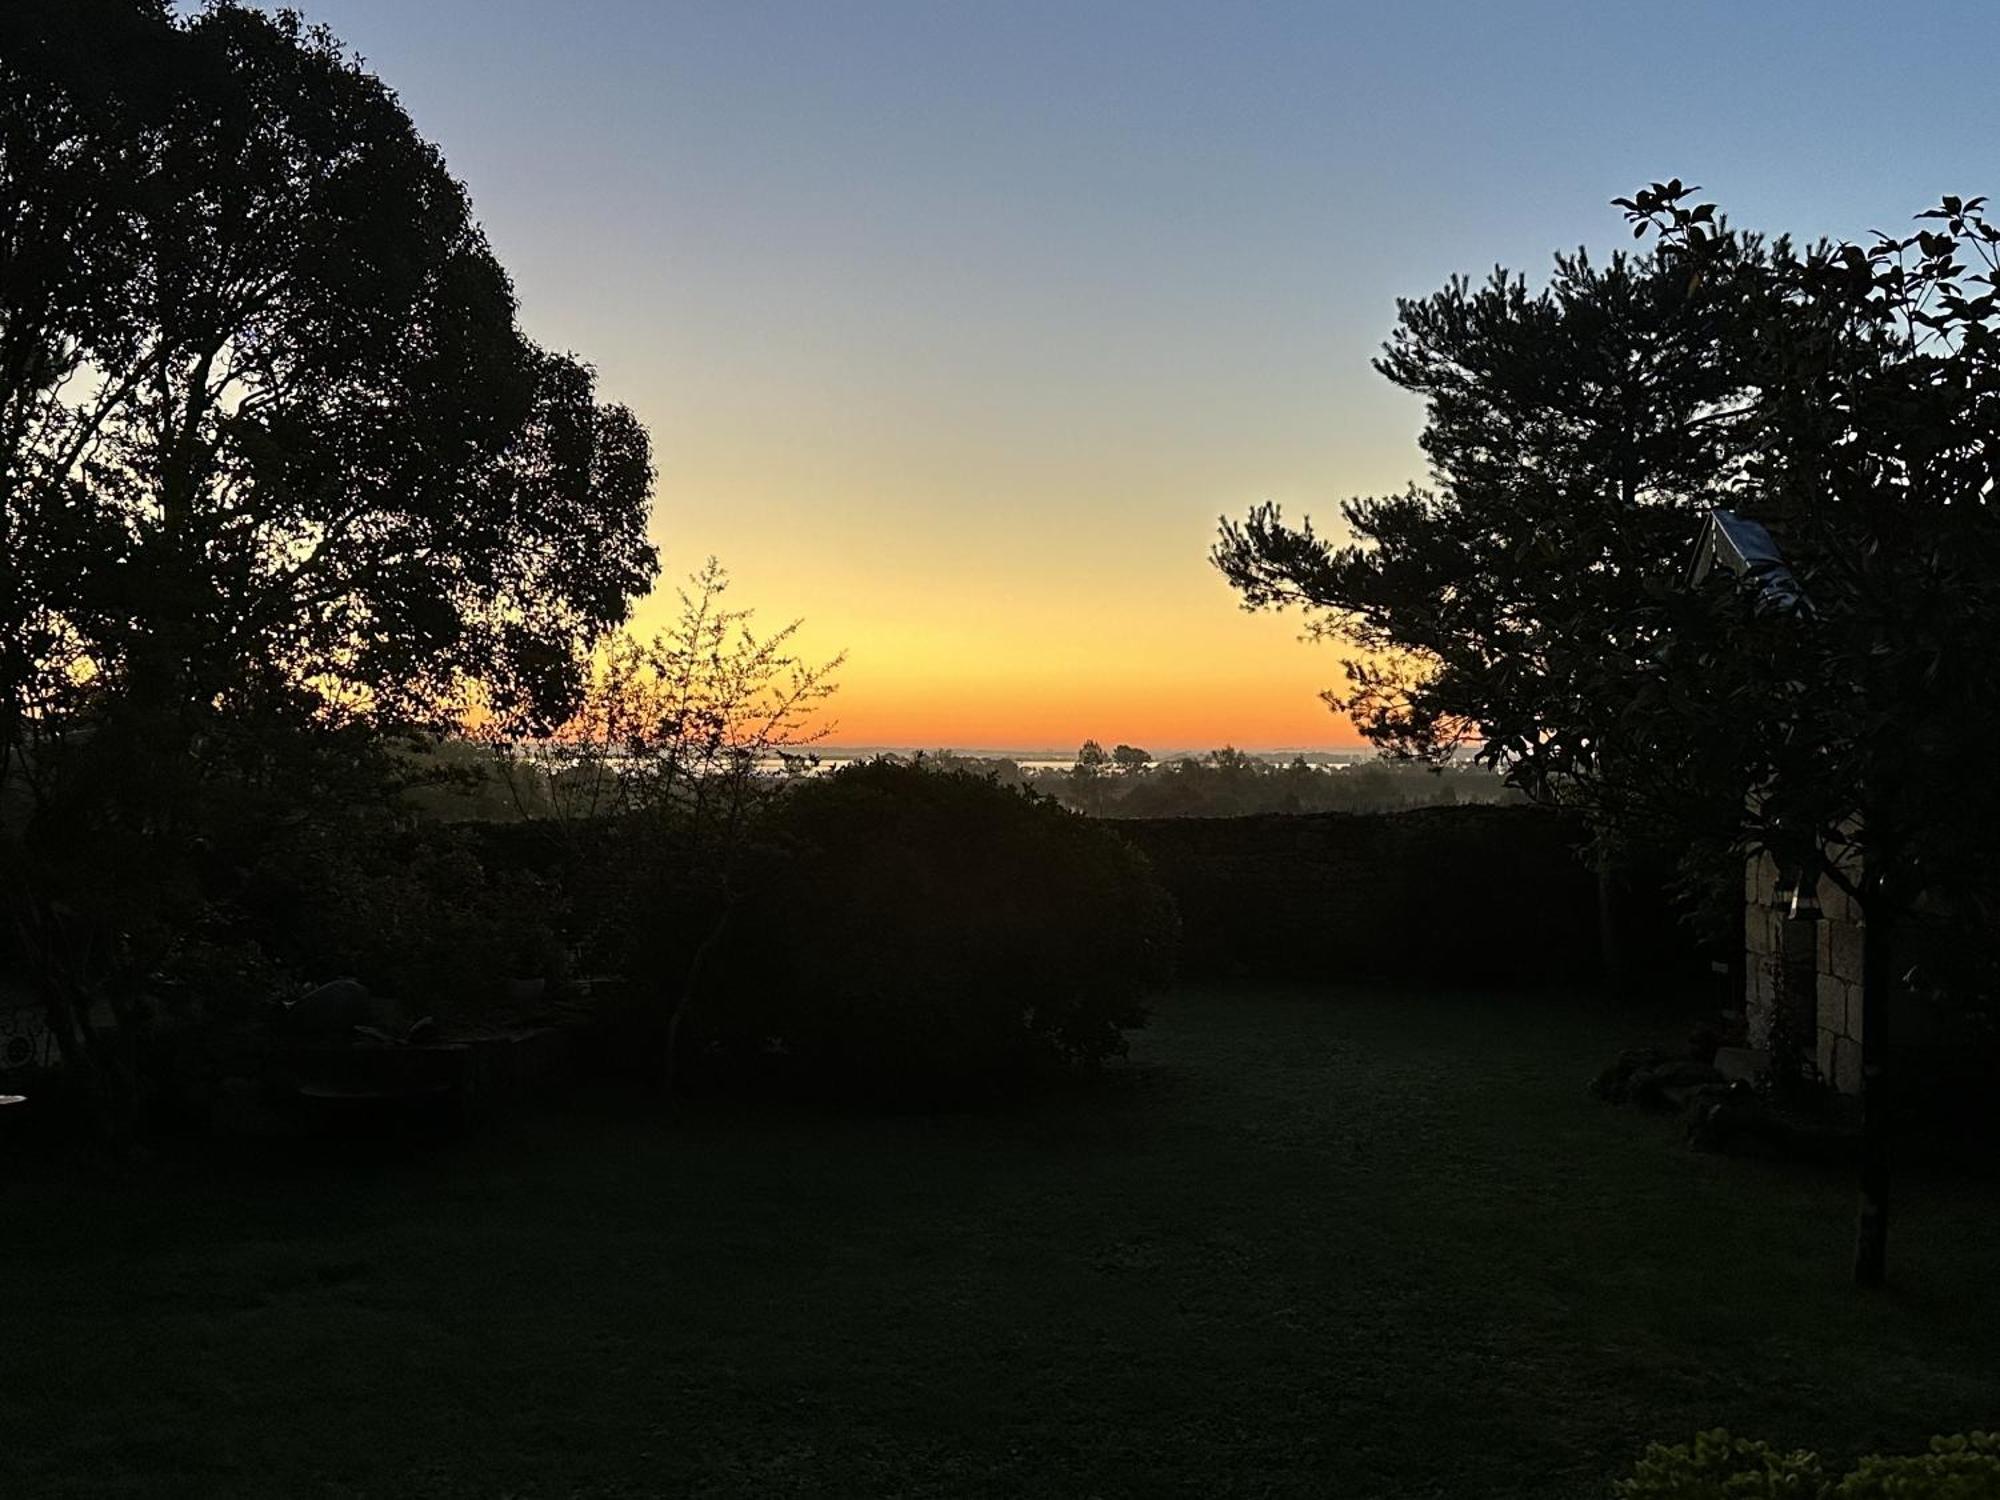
[[6, 985, 1997, 1499]]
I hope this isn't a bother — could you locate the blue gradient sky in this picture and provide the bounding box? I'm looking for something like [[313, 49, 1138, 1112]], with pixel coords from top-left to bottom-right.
[[270, 0, 1998, 747]]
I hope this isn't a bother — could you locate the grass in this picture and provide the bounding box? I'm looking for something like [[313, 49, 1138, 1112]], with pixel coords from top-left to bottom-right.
[[5, 984, 1997, 1499]]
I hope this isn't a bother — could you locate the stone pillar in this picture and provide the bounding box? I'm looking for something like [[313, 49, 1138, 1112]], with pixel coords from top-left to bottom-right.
[[1743, 850, 1780, 1048], [1743, 840, 1867, 1097]]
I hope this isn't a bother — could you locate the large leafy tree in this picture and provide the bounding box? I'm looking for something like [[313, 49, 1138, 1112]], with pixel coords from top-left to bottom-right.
[[1, 0, 655, 773], [0, 1, 658, 1122], [1216, 182, 2000, 1285], [1214, 194, 1812, 794]]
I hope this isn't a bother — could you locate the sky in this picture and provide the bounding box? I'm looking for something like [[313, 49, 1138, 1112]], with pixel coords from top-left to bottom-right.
[[264, 0, 1999, 750]]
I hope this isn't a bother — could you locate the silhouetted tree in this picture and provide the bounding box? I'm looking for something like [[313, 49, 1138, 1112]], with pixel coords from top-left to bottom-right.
[[1111, 744, 1153, 774], [0, 2, 657, 1130], [1218, 180, 2000, 1287], [1214, 188, 1799, 817], [1059, 738, 1113, 815], [3, 3, 654, 750]]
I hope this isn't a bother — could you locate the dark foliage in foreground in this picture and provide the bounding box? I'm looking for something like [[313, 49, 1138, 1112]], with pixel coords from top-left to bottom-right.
[[9, 987, 1996, 1497], [685, 762, 1177, 1102], [1114, 803, 1708, 985], [1616, 1428, 2000, 1498], [239, 812, 567, 1025]]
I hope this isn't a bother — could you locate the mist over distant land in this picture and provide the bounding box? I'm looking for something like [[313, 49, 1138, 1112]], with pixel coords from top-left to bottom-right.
[[816, 745, 1379, 762]]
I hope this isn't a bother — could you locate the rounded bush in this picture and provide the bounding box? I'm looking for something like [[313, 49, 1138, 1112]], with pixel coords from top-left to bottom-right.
[[711, 761, 1177, 1102], [1838, 1433, 2000, 1499], [1615, 1429, 2000, 1499], [1615, 1430, 1827, 1498]]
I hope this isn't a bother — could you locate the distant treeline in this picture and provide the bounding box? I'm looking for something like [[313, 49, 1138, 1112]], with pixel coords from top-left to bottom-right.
[[404, 739, 1523, 823], [902, 744, 1523, 820]]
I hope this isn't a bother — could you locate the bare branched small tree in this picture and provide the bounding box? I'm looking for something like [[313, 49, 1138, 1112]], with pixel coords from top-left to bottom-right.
[[489, 558, 843, 1102]]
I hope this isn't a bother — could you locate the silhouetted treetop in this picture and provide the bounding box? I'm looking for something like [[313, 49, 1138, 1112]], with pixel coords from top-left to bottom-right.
[[1, 0, 657, 754]]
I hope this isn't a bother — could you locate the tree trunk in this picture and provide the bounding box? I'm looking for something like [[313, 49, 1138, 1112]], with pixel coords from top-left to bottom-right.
[[1595, 861, 1625, 989], [661, 901, 732, 1110], [1853, 896, 1892, 1288], [16, 893, 141, 1157]]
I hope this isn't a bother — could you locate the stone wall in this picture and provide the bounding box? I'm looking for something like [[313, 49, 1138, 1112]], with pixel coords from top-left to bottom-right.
[[1743, 849, 1865, 1094]]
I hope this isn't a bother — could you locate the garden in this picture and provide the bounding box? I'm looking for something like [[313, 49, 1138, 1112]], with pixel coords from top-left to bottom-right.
[[7, 982, 1996, 1499], [10, 10, 2000, 1497]]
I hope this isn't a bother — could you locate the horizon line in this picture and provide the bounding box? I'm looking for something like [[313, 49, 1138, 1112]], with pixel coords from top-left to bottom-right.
[[794, 744, 1384, 758]]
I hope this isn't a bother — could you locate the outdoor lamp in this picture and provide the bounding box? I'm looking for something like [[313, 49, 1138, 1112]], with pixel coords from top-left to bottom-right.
[[1788, 875, 1823, 922]]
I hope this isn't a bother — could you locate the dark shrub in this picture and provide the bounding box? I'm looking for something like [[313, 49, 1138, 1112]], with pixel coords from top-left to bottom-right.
[[245, 815, 566, 1027], [1114, 804, 1714, 987], [707, 762, 1176, 1102]]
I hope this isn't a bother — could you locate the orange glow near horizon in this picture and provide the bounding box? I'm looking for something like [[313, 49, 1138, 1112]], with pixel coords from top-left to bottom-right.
[[622, 588, 1381, 754], [798, 654, 1369, 754], [810, 610, 1375, 751], [625, 489, 1389, 754], [617, 606, 1377, 752]]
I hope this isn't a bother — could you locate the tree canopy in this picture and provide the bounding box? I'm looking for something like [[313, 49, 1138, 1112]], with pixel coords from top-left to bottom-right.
[[0, 0, 657, 798], [0, 0, 660, 1127], [1214, 181, 2000, 921], [1217, 179, 2000, 1285]]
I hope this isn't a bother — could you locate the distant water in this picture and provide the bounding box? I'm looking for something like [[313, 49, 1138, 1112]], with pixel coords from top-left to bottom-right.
[[522, 747, 1375, 778], [751, 752, 1374, 776], [752, 755, 1080, 775]]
